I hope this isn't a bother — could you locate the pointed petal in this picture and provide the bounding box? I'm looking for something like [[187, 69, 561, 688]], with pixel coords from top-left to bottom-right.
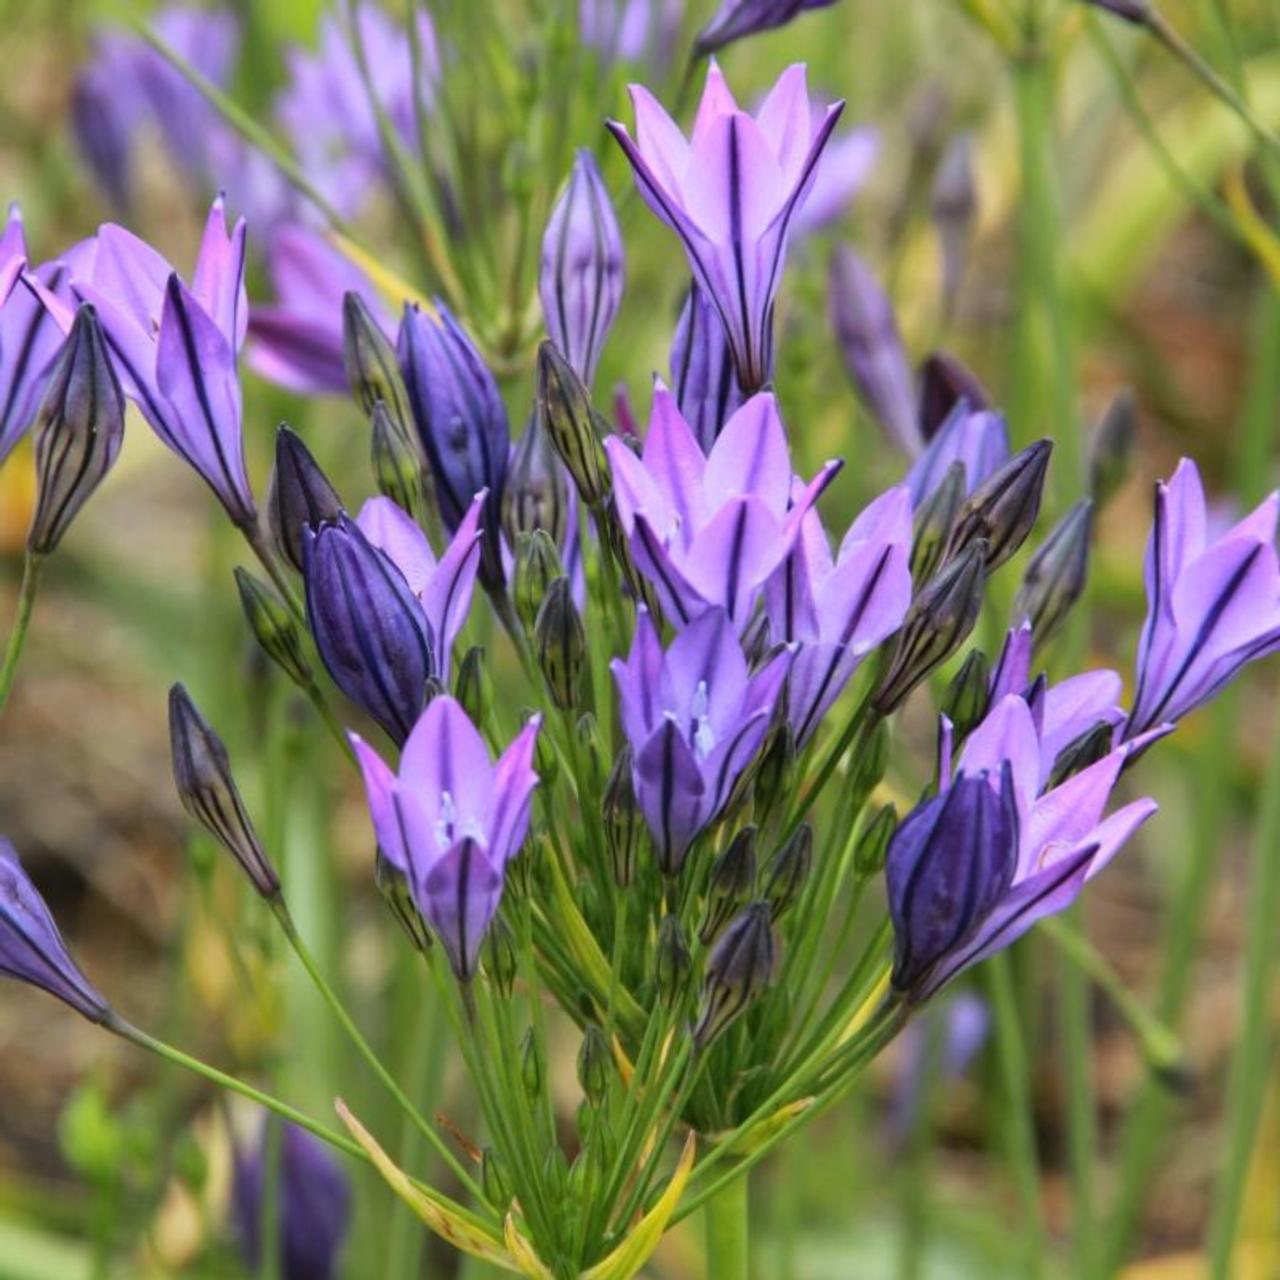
[[488, 716, 542, 866], [643, 384, 709, 538], [634, 717, 708, 874], [754, 64, 813, 183], [420, 838, 503, 979], [628, 85, 690, 195], [400, 696, 494, 836], [612, 607, 664, 745], [682, 496, 788, 625], [191, 195, 249, 349], [422, 492, 484, 667], [659, 606, 749, 734], [356, 496, 438, 596], [958, 694, 1040, 818], [705, 392, 790, 516], [350, 734, 409, 873]]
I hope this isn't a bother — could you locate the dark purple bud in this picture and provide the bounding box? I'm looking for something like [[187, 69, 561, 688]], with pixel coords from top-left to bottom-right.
[[830, 245, 921, 456], [269, 425, 344, 572], [0, 838, 110, 1023], [232, 1121, 351, 1280], [670, 283, 745, 453], [694, 0, 839, 56], [168, 684, 279, 898], [234, 567, 312, 689], [762, 824, 813, 922], [1046, 720, 1116, 790], [693, 901, 776, 1049], [343, 291, 413, 439], [534, 576, 586, 710], [536, 341, 612, 510], [917, 351, 990, 442], [540, 150, 625, 385], [656, 913, 692, 1006], [1089, 388, 1136, 509], [700, 826, 758, 944], [911, 459, 966, 584], [874, 539, 988, 714], [1085, 0, 1150, 24], [1013, 499, 1093, 645], [603, 744, 643, 888], [28, 305, 125, 554], [303, 516, 435, 745], [942, 648, 991, 739], [946, 439, 1053, 571], [887, 766, 1019, 1000], [503, 405, 570, 549]]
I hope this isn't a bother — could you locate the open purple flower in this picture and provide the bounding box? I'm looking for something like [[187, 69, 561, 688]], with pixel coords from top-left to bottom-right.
[[608, 62, 843, 391], [1127, 458, 1280, 736], [764, 485, 913, 743], [605, 386, 839, 628], [351, 697, 540, 979], [904, 402, 1010, 507], [612, 607, 791, 874], [0, 838, 110, 1023]]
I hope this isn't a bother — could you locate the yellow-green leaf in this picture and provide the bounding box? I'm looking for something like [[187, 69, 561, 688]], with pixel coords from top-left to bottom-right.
[[326, 232, 436, 316], [503, 1215, 557, 1280]]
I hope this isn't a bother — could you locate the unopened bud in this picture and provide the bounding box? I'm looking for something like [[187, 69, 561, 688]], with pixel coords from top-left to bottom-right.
[[481, 1147, 514, 1212], [521, 1028, 543, 1100], [911, 460, 966, 584], [1089, 388, 1137, 509], [693, 902, 776, 1050], [752, 720, 795, 823], [918, 352, 990, 442], [531, 712, 559, 785], [655, 914, 691, 1006], [168, 684, 278, 897], [603, 746, 642, 887], [700, 827, 758, 944], [874, 540, 988, 714], [763, 825, 813, 921], [1047, 720, 1116, 790], [269, 425, 343, 571], [854, 804, 897, 878], [848, 718, 891, 801], [1086, 0, 1150, 24], [1013, 499, 1093, 645], [375, 850, 432, 953], [534, 577, 586, 710], [947, 439, 1052, 571], [942, 648, 991, 739], [455, 645, 491, 726], [577, 1023, 612, 1108], [503, 405, 570, 548], [537, 341, 611, 509], [343, 291, 412, 437], [29, 305, 125, 554], [370, 400, 432, 528], [234, 567, 312, 688], [483, 915, 517, 997], [514, 529, 564, 634]]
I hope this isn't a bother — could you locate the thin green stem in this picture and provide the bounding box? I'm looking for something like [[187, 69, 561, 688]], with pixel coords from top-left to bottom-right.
[[243, 523, 305, 622], [1057, 904, 1097, 1277], [703, 1171, 749, 1280], [0, 550, 44, 713]]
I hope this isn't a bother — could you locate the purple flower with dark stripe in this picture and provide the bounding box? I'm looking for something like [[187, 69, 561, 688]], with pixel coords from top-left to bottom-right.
[[608, 62, 843, 392], [904, 401, 1009, 507], [605, 386, 839, 629], [612, 607, 791, 874], [669, 282, 745, 453], [351, 697, 540, 978], [764, 485, 913, 743], [1127, 458, 1280, 736], [0, 838, 110, 1023]]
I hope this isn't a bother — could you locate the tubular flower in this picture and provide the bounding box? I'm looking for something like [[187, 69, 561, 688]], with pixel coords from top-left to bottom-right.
[[765, 485, 914, 743], [1127, 458, 1280, 737], [605, 386, 839, 628], [350, 697, 541, 979], [608, 62, 843, 392], [904, 401, 1010, 507], [611, 607, 792, 875], [669, 282, 745, 453]]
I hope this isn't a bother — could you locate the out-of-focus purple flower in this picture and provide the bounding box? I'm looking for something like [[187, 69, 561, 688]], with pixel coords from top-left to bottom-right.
[[669, 283, 745, 453], [608, 63, 843, 392], [931, 133, 976, 316], [398, 302, 509, 581], [41, 198, 255, 525], [694, 0, 839, 56], [765, 485, 913, 743], [580, 0, 683, 66], [605, 386, 839, 628], [1087, 0, 1150, 24], [277, 4, 438, 219], [1127, 459, 1280, 736], [0, 838, 110, 1023], [232, 1121, 351, 1280], [249, 226, 392, 395], [918, 351, 990, 441], [829, 245, 920, 457], [792, 126, 879, 237], [611, 607, 791, 874], [904, 402, 1010, 507], [540, 150, 625, 386], [351, 697, 540, 978]]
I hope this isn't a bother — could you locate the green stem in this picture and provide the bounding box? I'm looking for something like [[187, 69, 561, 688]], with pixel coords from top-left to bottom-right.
[[1057, 905, 1097, 1277], [704, 1171, 749, 1280], [243, 523, 305, 622], [0, 550, 44, 713]]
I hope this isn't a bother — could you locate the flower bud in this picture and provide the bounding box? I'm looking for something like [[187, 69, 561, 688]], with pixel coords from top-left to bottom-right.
[[540, 150, 624, 386], [481, 1147, 514, 1213], [532, 714, 559, 786], [752, 720, 795, 825], [700, 827, 758, 944], [942, 648, 990, 740], [946, 439, 1052, 571], [537, 341, 611, 510], [762, 824, 813, 922], [370, 400, 433, 530], [455, 645, 492, 727], [234, 568, 312, 688], [503, 406, 571, 551], [577, 1022, 612, 1108], [848, 718, 891, 801], [1013, 499, 1093, 645], [655, 914, 691, 1006], [874, 539, 988, 714], [343, 292, 414, 439], [693, 902, 776, 1050], [168, 683, 279, 897], [1089, 388, 1136, 509], [1086, 0, 1149, 23], [375, 850, 432, 953], [670, 282, 745, 452], [1047, 720, 1116, 790], [514, 530, 565, 635], [918, 352, 990, 442], [534, 577, 586, 710], [603, 746, 642, 887], [521, 1028, 543, 1100], [269, 425, 344, 572], [854, 803, 897, 878], [911, 460, 966, 584], [28, 305, 125, 555], [483, 915, 517, 997], [930, 134, 976, 317]]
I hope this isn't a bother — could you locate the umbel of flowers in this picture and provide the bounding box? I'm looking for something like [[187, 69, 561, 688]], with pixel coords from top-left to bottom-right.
[[0, 35, 1278, 1280]]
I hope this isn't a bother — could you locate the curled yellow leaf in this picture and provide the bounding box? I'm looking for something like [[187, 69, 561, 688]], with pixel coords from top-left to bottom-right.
[[503, 1215, 558, 1280], [326, 232, 435, 315]]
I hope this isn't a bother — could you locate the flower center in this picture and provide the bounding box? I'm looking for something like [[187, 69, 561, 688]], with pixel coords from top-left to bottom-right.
[[690, 679, 716, 759]]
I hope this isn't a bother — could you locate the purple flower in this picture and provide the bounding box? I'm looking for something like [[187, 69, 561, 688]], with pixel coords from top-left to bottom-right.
[[0, 838, 110, 1023], [249, 225, 392, 395], [605, 386, 839, 628], [540, 150, 625, 385], [233, 1121, 351, 1280], [669, 282, 745, 453], [580, 0, 683, 66], [694, 0, 839, 56], [791, 126, 879, 237], [1128, 459, 1280, 736], [904, 402, 1010, 507], [611, 607, 791, 874], [608, 63, 843, 391], [41, 198, 255, 526], [351, 697, 541, 978], [764, 485, 913, 743]]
